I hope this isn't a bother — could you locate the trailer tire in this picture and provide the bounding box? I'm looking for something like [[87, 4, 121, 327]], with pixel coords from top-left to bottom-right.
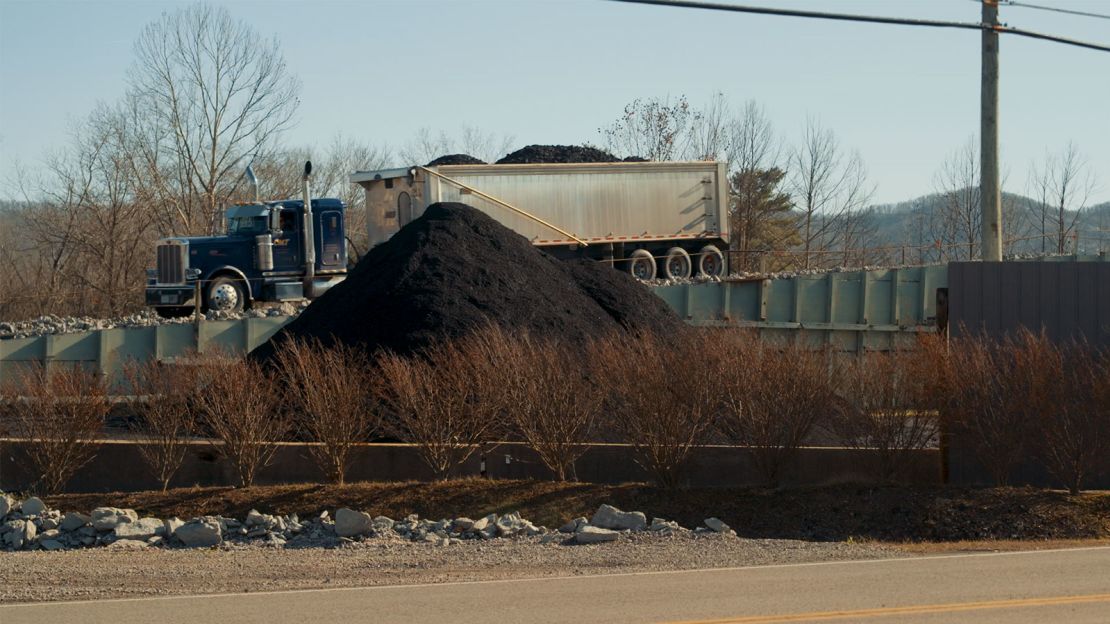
[[627, 249, 656, 280], [698, 245, 725, 277], [662, 247, 692, 280], [205, 276, 246, 314]]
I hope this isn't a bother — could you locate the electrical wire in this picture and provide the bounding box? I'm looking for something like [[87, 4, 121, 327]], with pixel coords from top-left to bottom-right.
[[1003, 1, 1110, 21], [612, 0, 1110, 53]]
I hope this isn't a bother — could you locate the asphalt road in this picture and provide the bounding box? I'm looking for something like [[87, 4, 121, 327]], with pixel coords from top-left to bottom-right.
[[4, 546, 1109, 623]]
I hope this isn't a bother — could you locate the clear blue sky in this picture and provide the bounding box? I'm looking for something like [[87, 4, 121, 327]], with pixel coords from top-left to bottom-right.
[[1, 0, 1107, 204]]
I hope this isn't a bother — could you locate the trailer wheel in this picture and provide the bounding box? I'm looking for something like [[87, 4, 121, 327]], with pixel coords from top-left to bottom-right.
[[662, 247, 692, 280], [698, 245, 725, 277], [627, 249, 656, 280], [205, 276, 246, 314]]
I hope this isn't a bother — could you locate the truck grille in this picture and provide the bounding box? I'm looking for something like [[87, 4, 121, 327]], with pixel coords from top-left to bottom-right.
[[156, 241, 187, 284]]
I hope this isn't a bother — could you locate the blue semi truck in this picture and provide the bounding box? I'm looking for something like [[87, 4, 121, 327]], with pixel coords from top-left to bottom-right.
[[145, 162, 348, 317]]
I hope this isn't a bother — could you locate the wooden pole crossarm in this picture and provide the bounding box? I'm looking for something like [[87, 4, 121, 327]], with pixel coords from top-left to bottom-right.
[[418, 166, 588, 246]]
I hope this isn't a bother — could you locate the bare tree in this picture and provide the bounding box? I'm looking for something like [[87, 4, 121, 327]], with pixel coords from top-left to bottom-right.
[[399, 126, 514, 165], [715, 332, 834, 486], [789, 118, 874, 269], [600, 95, 696, 161], [686, 92, 731, 161], [128, 4, 301, 236], [932, 137, 981, 261], [590, 331, 716, 488], [5, 364, 109, 494], [123, 359, 198, 491], [1027, 142, 1097, 254], [193, 356, 287, 488], [275, 339, 381, 485]]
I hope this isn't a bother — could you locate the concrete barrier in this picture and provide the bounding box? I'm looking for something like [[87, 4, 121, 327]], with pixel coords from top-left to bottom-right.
[[0, 439, 940, 493]]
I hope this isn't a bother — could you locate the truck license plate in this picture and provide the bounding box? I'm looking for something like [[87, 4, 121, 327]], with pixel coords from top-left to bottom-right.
[[160, 294, 177, 304]]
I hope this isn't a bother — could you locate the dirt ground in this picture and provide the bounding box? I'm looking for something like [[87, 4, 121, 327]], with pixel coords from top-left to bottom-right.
[[45, 480, 1110, 542]]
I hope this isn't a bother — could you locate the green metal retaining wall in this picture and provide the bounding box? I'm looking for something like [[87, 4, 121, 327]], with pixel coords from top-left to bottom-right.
[[0, 265, 949, 386]]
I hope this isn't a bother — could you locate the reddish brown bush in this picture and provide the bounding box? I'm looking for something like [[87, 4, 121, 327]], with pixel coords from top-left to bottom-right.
[[5, 364, 110, 494], [590, 330, 717, 489], [123, 358, 199, 491], [829, 349, 938, 483], [715, 332, 835, 486], [274, 339, 381, 485], [374, 333, 503, 480], [193, 355, 287, 488]]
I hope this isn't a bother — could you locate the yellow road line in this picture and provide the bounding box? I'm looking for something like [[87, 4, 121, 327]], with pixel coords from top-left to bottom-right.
[[662, 593, 1110, 623]]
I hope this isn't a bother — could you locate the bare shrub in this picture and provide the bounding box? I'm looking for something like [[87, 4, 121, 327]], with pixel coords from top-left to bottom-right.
[[476, 328, 602, 481], [945, 331, 1049, 485], [590, 330, 717, 489], [123, 358, 199, 491], [374, 334, 502, 481], [1034, 341, 1110, 494], [275, 339, 380, 485], [5, 364, 109, 494], [715, 332, 835, 486], [830, 350, 938, 483], [192, 355, 287, 487]]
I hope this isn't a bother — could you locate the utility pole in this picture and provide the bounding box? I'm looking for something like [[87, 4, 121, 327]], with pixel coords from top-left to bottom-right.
[[981, 0, 1003, 261]]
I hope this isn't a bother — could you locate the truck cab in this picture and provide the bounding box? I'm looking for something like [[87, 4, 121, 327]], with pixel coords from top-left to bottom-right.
[[145, 198, 348, 317]]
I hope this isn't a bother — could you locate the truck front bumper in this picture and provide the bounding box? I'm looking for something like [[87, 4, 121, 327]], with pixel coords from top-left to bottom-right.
[[145, 286, 197, 307]]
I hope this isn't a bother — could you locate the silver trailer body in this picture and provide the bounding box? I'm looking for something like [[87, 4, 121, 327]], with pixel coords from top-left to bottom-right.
[[351, 161, 730, 277]]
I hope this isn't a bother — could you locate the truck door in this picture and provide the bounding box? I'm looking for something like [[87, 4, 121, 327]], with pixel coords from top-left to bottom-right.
[[318, 210, 344, 267], [272, 208, 300, 269]]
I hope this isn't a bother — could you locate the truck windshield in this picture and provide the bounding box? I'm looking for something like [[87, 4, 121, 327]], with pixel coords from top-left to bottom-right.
[[227, 216, 268, 235]]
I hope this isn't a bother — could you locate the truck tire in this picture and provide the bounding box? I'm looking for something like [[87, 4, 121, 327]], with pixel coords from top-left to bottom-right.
[[698, 245, 725, 277], [154, 306, 194, 319], [627, 249, 656, 280], [205, 276, 246, 313], [662, 247, 692, 280]]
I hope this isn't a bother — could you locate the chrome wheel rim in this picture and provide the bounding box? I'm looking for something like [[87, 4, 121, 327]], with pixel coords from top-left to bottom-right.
[[210, 283, 240, 311]]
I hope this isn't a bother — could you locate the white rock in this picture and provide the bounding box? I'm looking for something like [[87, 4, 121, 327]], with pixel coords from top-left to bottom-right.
[[590, 504, 647, 531], [163, 517, 185, 538], [175, 519, 222, 547], [91, 507, 138, 531], [60, 512, 91, 532], [20, 497, 46, 516], [574, 525, 620, 544], [107, 538, 149, 550], [334, 508, 373, 537], [0, 494, 11, 519], [704, 517, 731, 533], [559, 517, 587, 534], [372, 516, 394, 531], [470, 515, 492, 532], [452, 517, 475, 532], [113, 517, 164, 540]]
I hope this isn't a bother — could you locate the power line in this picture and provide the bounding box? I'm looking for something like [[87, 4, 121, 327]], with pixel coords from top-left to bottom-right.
[[612, 0, 1110, 53], [1004, 1, 1110, 21]]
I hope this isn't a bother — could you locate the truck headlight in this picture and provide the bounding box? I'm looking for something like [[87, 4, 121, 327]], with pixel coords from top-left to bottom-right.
[[186, 268, 202, 280]]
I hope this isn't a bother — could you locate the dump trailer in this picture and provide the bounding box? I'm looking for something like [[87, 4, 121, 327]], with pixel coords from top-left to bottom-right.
[[350, 161, 730, 280]]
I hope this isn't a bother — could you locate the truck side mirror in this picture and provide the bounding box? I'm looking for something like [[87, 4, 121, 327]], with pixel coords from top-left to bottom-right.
[[269, 209, 282, 233]]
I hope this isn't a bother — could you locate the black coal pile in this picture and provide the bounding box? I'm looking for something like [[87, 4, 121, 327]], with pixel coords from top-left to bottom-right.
[[253, 203, 683, 359], [425, 153, 486, 166], [495, 144, 620, 164]]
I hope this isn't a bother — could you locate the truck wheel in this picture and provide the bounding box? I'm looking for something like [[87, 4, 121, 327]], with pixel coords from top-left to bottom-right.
[[205, 276, 246, 313], [698, 245, 725, 277], [627, 249, 656, 280], [662, 247, 692, 280]]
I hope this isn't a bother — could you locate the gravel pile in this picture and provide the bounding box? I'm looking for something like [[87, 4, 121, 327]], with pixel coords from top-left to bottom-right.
[[0, 494, 732, 552], [426, 153, 486, 166], [0, 302, 306, 341], [253, 202, 684, 359], [495, 144, 621, 164]]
